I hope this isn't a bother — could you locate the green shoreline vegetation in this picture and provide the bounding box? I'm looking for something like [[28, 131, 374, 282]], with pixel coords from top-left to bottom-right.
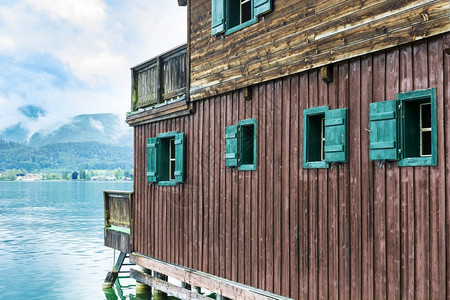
[[0, 168, 133, 182]]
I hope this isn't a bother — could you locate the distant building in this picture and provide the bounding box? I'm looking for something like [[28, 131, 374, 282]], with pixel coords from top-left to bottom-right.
[[18, 174, 42, 181]]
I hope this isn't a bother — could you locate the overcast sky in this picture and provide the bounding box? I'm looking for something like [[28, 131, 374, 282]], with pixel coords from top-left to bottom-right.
[[0, 0, 186, 138]]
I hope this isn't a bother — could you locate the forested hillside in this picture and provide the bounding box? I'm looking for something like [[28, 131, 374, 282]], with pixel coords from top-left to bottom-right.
[[0, 140, 133, 171]]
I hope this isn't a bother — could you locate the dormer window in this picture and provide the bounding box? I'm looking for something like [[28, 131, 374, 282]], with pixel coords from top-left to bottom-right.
[[211, 0, 272, 36]]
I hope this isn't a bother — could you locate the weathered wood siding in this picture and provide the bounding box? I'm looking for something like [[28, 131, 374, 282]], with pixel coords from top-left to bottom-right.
[[133, 34, 450, 299], [188, 0, 450, 101]]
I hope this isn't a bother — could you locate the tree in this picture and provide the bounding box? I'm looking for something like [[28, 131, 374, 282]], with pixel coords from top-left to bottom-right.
[[79, 169, 86, 180], [62, 172, 69, 180], [114, 168, 124, 180], [72, 171, 79, 180]]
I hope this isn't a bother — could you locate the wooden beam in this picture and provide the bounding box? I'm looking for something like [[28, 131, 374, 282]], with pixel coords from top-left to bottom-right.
[[244, 86, 253, 101], [130, 253, 292, 300], [130, 268, 210, 300], [320, 65, 333, 83]]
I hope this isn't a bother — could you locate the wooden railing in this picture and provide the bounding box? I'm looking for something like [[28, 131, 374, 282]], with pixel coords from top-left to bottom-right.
[[131, 44, 187, 111], [104, 190, 133, 232]]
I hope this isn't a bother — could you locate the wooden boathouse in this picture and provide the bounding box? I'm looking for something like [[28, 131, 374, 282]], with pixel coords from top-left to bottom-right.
[[103, 0, 450, 299]]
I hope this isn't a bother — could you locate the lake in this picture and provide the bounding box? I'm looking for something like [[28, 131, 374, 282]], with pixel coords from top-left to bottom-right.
[[0, 181, 136, 300]]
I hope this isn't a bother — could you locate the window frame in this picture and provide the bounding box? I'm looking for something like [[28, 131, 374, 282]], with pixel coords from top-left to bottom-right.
[[212, 0, 272, 36], [302, 106, 329, 169], [397, 88, 437, 167], [225, 118, 257, 171], [147, 131, 185, 186]]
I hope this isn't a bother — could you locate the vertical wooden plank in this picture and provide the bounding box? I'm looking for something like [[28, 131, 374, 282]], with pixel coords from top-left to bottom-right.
[[384, 48, 400, 300], [265, 81, 275, 293], [238, 90, 245, 284], [327, 64, 339, 300], [281, 76, 291, 297], [337, 61, 350, 300], [273, 78, 283, 295], [142, 124, 147, 257], [413, 39, 430, 300], [219, 94, 227, 279], [134, 127, 140, 254], [251, 85, 259, 289], [163, 120, 169, 262], [214, 96, 221, 278], [308, 70, 319, 300], [399, 43, 415, 300], [185, 110, 192, 268], [289, 75, 299, 300], [193, 101, 199, 271], [372, 51, 387, 300], [188, 104, 194, 269], [225, 92, 233, 281], [298, 71, 309, 299], [156, 122, 161, 260], [209, 97, 215, 274], [231, 90, 239, 282], [317, 68, 329, 300], [349, 57, 362, 300], [258, 83, 267, 291], [360, 54, 374, 300], [427, 35, 446, 300], [443, 32, 450, 299], [201, 100, 209, 272], [150, 124, 155, 257], [244, 89, 252, 286]]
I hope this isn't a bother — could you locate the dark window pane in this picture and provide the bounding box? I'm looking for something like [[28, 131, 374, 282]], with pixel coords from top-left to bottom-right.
[[170, 160, 175, 180], [421, 131, 431, 156], [421, 103, 431, 128], [240, 124, 254, 165], [241, 1, 251, 23], [170, 139, 175, 159]]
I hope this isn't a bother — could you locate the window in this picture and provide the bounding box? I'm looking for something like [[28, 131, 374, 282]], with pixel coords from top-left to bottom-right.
[[369, 87, 437, 166], [302, 106, 348, 169], [225, 118, 257, 170], [147, 131, 185, 185], [211, 0, 272, 36]]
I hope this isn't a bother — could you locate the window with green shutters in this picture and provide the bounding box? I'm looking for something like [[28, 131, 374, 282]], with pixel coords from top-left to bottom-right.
[[225, 118, 257, 170], [147, 131, 185, 185], [369, 87, 437, 166], [302, 106, 348, 169], [212, 0, 272, 36]]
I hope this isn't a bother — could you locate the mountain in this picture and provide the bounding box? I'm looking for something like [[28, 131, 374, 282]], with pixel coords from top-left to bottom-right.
[[0, 113, 134, 172], [28, 113, 132, 147], [0, 141, 133, 171]]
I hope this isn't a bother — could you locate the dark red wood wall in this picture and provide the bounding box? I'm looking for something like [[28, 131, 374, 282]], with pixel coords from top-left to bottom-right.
[[133, 33, 450, 299]]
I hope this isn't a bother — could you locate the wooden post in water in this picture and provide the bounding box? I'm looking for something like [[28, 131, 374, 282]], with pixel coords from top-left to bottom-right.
[[135, 267, 152, 298], [153, 271, 168, 299]]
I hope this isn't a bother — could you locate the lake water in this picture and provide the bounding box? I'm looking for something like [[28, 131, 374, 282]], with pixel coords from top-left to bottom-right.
[[0, 181, 137, 300]]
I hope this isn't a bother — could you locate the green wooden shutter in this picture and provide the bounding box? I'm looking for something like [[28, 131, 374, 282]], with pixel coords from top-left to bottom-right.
[[225, 125, 239, 167], [147, 137, 158, 182], [254, 0, 272, 17], [174, 133, 185, 183], [324, 108, 348, 163], [211, 0, 225, 35], [369, 100, 399, 161]]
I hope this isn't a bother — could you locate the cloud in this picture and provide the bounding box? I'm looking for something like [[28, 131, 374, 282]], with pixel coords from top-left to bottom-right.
[[89, 118, 104, 133], [0, 0, 187, 138], [26, 0, 106, 30]]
